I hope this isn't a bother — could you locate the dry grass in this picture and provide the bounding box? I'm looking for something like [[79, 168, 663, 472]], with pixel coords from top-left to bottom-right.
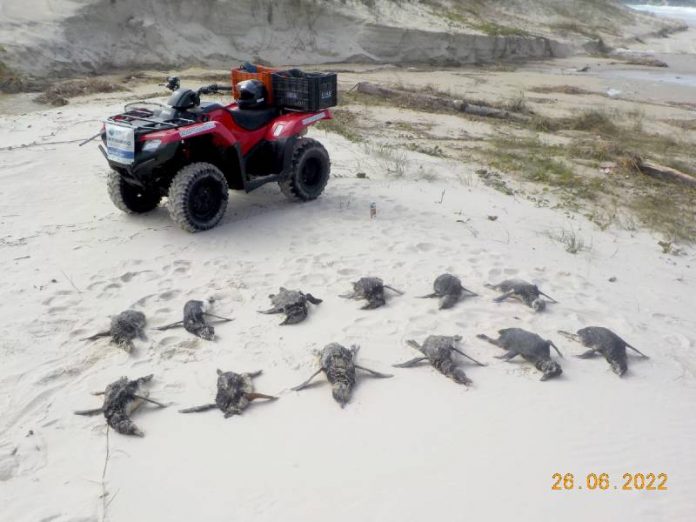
[[562, 109, 620, 134], [35, 78, 126, 106], [476, 168, 514, 196], [529, 85, 598, 96], [550, 22, 601, 39], [339, 83, 696, 241], [472, 21, 530, 36], [406, 143, 446, 157], [628, 182, 696, 243], [664, 119, 696, 131], [365, 143, 408, 178], [318, 108, 363, 142], [0, 60, 32, 93], [545, 227, 591, 254], [485, 137, 603, 200], [481, 128, 696, 241], [504, 92, 530, 113]]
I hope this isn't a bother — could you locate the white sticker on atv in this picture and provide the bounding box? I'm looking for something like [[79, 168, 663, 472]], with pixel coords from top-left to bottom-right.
[[302, 112, 326, 126], [105, 124, 135, 165], [179, 121, 216, 138]]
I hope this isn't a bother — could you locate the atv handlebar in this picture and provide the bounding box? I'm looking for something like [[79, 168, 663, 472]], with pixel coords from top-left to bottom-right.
[[163, 76, 233, 95], [197, 84, 233, 95]]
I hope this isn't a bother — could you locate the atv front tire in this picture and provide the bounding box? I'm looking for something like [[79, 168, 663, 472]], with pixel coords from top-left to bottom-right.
[[168, 162, 229, 232], [280, 138, 330, 201], [107, 170, 161, 214]]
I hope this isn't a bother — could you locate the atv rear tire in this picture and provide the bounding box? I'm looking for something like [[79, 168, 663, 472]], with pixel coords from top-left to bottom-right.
[[168, 162, 229, 232], [107, 170, 161, 214], [280, 138, 330, 201]]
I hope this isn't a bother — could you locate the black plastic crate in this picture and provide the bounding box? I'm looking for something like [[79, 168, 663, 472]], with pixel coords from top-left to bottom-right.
[[272, 71, 338, 112]]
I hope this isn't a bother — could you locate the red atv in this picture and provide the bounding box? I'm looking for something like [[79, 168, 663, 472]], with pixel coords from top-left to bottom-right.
[[99, 76, 333, 232]]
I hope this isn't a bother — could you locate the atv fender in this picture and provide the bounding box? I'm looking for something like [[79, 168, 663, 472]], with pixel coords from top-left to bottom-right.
[[266, 109, 333, 141], [177, 120, 238, 148]]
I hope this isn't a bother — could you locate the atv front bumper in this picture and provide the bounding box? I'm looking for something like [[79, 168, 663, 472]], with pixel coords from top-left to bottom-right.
[[100, 140, 179, 188]]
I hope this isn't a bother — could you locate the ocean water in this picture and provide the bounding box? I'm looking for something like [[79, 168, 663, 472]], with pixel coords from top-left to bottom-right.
[[629, 4, 696, 26], [592, 5, 696, 91]]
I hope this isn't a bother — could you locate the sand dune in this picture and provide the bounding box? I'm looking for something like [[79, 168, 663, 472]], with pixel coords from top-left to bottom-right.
[[0, 94, 694, 520], [0, 0, 682, 80]]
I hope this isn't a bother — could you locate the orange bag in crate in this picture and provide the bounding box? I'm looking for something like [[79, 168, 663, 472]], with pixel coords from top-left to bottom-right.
[[231, 64, 277, 104]]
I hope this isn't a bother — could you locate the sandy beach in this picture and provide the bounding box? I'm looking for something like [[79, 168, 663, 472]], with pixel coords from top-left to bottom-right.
[[1, 3, 696, 522]]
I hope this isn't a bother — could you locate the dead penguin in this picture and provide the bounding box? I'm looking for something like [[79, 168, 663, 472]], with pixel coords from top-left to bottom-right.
[[340, 277, 403, 309], [486, 278, 557, 312], [180, 369, 276, 418], [81, 310, 147, 353], [292, 343, 393, 407], [157, 299, 232, 340], [477, 328, 564, 381], [420, 274, 478, 309], [394, 335, 486, 385], [74, 374, 166, 436], [559, 326, 649, 376], [259, 287, 322, 325]]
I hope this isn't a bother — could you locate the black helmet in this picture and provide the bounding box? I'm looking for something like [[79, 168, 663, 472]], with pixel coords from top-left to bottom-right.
[[236, 79, 267, 109]]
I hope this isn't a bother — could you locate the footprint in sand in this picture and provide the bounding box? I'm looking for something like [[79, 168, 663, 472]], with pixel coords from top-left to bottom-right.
[[99, 282, 121, 294], [488, 267, 520, 280], [243, 339, 265, 357], [120, 270, 156, 283], [2, 431, 47, 477], [174, 260, 190, 266], [574, 290, 593, 301], [299, 273, 328, 287], [86, 281, 104, 292], [208, 259, 230, 270], [36, 366, 82, 385], [665, 333, 693, 351], [161, 382, 186, 394], [41, 290, 75, 307], [158, 336, 181, 347], [68, 328, 89, 338], [177, 338, 201, 350], [487, 268, 502, 279], [0, 449, 19, 481], [158, 289, 180, 301], [133, 293, 157, 306]]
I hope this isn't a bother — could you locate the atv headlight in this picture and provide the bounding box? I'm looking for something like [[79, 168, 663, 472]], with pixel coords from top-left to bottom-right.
[[142, 139, 162, 152]]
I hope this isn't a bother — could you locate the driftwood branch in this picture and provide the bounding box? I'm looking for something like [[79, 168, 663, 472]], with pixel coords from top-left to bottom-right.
[[354, 82, 529, 123], [639, 160, 696, 188]]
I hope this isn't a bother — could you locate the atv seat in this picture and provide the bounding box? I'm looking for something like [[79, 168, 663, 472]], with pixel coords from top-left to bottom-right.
[[192, 102, 224, 114], [229, 107, 279, 131]]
